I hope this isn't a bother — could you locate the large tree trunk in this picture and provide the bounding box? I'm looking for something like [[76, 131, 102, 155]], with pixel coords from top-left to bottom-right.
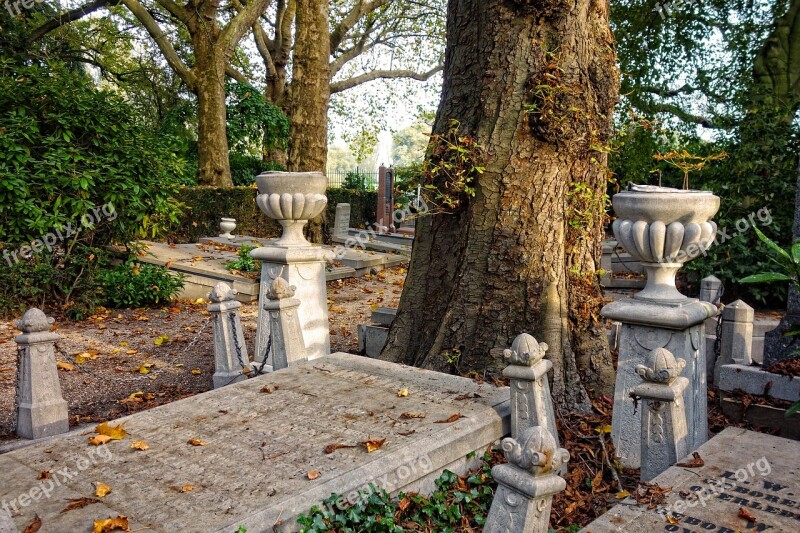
[[287, 0, 331, 173], [380, 0, 619, 411], [195, 32, 233, 188]]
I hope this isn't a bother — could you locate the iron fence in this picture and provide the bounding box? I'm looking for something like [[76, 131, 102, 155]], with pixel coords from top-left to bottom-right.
[[326, 169, 379, 190]]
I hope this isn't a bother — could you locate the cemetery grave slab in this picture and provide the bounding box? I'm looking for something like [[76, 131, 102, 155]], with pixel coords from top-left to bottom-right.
[[0, 353, 509, 533], [581, 427, 800, 533]]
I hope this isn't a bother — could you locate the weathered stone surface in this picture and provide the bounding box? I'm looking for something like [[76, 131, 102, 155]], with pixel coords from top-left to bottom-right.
[[358, 324, 388, 358], [718, 364, 800, 402], [484, 426, 569, 533], [370, 307, 397, 326], [0, 354, 510, 532], [333, 203, 351, 243], [633, 348, 690, 482], [699, 275, 723, 306], [581, 428, 800, 533], [14, 309, 69, 440], [603, 298, 714, 468], [207, 283, 250, 389], [714, 300, 754, 384], [263, 278, 307, 370]]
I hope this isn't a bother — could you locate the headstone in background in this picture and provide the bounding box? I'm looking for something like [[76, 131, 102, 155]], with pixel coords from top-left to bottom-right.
[[376, 166, 394, 232], [14, 308, 69, 439], [333, 203, 351, 243], [714, 299, 753, 384]]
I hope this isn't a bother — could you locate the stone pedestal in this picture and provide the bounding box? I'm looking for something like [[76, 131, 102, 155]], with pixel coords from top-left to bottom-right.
[[14, 309, 69, 440], [484, 426, 569, 533], [252, 246, 331, 371], [502, 334, 558, 444], [633, 348, 690, 481], [263, 278, 307, 370], [602, 298, 716, 468], [714, 300, 753, 384], [207, 283, 250, 388]]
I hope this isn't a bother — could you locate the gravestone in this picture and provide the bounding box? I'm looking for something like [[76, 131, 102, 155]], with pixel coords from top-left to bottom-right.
[[763, 168, 800, 366], [714, 300, 753, 384], [581, 427, 800, 533], [333, 203, 351, 243]]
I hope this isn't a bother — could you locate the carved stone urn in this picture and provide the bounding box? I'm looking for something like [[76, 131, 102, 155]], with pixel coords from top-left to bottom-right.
[[255, 171, 328, 246], [612, 184, 720, 304]]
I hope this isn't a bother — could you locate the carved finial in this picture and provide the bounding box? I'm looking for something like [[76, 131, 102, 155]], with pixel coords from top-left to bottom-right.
[[208, 282, 238, 303], [267, 277, 296, 300], [503, 333, 548, 366], [501, 426, 569, 475], [635, 347, 686, 384], [16, 308, 54, 333]]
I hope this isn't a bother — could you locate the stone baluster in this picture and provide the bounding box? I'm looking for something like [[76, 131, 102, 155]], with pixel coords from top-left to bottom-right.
[[700, 275, 723, 380], [14, 308, 69, 439], [484, 426, 569, 533], [263, 278, 307, 371], [714, 299, 754, 384], [502, 334, 558, 445], [633, 348, 690, 481], [208, 283, 250, 388]]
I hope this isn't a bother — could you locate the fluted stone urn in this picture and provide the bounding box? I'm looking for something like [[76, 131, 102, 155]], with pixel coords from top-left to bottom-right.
[[255, 171, 328, 246], [612, 184, 720, 304]]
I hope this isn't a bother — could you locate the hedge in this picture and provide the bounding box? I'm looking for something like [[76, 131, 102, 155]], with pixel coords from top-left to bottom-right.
[[165, 186, 378, 244]]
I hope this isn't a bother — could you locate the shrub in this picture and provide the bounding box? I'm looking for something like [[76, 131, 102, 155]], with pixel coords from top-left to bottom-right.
[[99, 261, 184, 308], [225, 244, 260, 273], [230, 154, 284, 186]]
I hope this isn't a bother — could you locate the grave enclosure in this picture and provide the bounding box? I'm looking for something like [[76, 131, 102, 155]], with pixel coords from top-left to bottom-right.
[[4, 178, 800, 533]]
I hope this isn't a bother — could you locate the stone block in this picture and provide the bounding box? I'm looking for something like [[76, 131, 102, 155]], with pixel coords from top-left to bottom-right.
[[718, 364, 800, 402], [371, 307, 397, 326], [358, 324, 388, 358], [333, 203, 351, 242]]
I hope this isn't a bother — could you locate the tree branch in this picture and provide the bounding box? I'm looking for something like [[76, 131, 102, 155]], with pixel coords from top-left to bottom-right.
[[154, 0, 193, 29], [330, 65, 443, 93], [330, 0, 391, 52], [29, 0, 117, 41], [220, 0, 273, 55], [225, 65, 250, 84]]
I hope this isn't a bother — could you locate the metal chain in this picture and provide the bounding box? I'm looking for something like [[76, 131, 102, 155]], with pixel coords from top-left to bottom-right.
[[228, 312, 248, 374], [714, 308, 724, 361]]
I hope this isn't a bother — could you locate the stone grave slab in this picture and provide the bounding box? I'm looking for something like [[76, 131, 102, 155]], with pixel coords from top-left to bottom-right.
[[581, 427, 800, 533], [0, 353, 509, 533]]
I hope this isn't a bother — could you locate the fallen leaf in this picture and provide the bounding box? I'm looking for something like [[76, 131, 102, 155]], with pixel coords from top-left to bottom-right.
[[665, 514, 680, 525], [37, 471, 51, 480], [119, 341, 128, 347], [56, 361, 75, 371], [738, 507, 757, 522], [324, 443, 357, 454], [676, 452, 704, 468], [126, 350, 138, 355], [153, 335, 170, 346], [137, 366, 149, 375], [259, 386, 272, 394], [397, 388, 409, 397], [187, 438, 207, 446], [398, 497, 410, 511], [88, 435, 112, 446], [95, 421, 127, 440], [307, 470, 320, 480], [193, 298, 205, 305], [615, 490, 630, 499], [92, 515, 129, 533], [179, 484, 193, 493], [595, 424, 613, 434], [191, 369, 202, 375], [95, 482, 112, 498], [434, 413, 464, 424], [62, 497, 100, 512], [130, 440, 149, 451], [400, 412, 426, 419], [22, 515, 41, 533], [398, 430, 416, 437], [362, 438, 386, 452]]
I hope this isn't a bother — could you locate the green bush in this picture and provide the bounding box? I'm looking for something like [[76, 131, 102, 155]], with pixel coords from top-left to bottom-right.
[[99, 261, 184, 308], [230, 154, 284, 186], [225, 244, 260, 273]]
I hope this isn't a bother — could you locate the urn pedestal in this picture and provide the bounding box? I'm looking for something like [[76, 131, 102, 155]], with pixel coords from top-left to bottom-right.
[[602, 185, 720, 468]]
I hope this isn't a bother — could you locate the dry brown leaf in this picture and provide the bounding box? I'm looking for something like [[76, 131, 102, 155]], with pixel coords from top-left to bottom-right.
[[397, 430, 416, 437], [396, 388, 409, 397], [675, 452, 704, 468], [307, 470, 321, 480], [665, 514, 680, 525], [187, 438, 207, 447], [62, 497, 100, 513], [56, 361, 75, 371], [324, 443, 357, 454], [434, 413, 464, 424], [400, 412, 426, 419], [130, 440, 149, 451], [260, 386, 273, 394], [362, 438, 386, 453], [37, 471, 51, 480], [191, 369, 202, 375], [95, 421, 127, 440], [179, 484, 193, 493], [22, 515, 41, 533], [398, 497, 410, 511], [88, 434, 112, 446], [95, 482, 112, 498], [92, 515, 129, 533], [738, 507, 757, 522]]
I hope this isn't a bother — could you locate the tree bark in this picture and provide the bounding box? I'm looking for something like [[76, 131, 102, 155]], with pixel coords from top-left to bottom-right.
[[380, 0, 619, 411], [287, 0, 331, 173]]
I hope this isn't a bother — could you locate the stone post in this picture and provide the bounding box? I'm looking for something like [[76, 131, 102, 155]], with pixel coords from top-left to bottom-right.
[[502, 334, 558, 445], [700, 275, 723, 379], [376, 166, 394, 233], [333, 203, 351, 243], [484, 426, 569, 533], [714, 300, 754, 384], [263, 278, 308, 370], [208, 283, 250, 389], [632, 348, 690, 482], [14, 308, 69, 439], [602, 299, 715, 468]]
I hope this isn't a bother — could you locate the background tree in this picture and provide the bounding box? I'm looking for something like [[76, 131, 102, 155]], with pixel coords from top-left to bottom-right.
[[380, 0, 619, 409]]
